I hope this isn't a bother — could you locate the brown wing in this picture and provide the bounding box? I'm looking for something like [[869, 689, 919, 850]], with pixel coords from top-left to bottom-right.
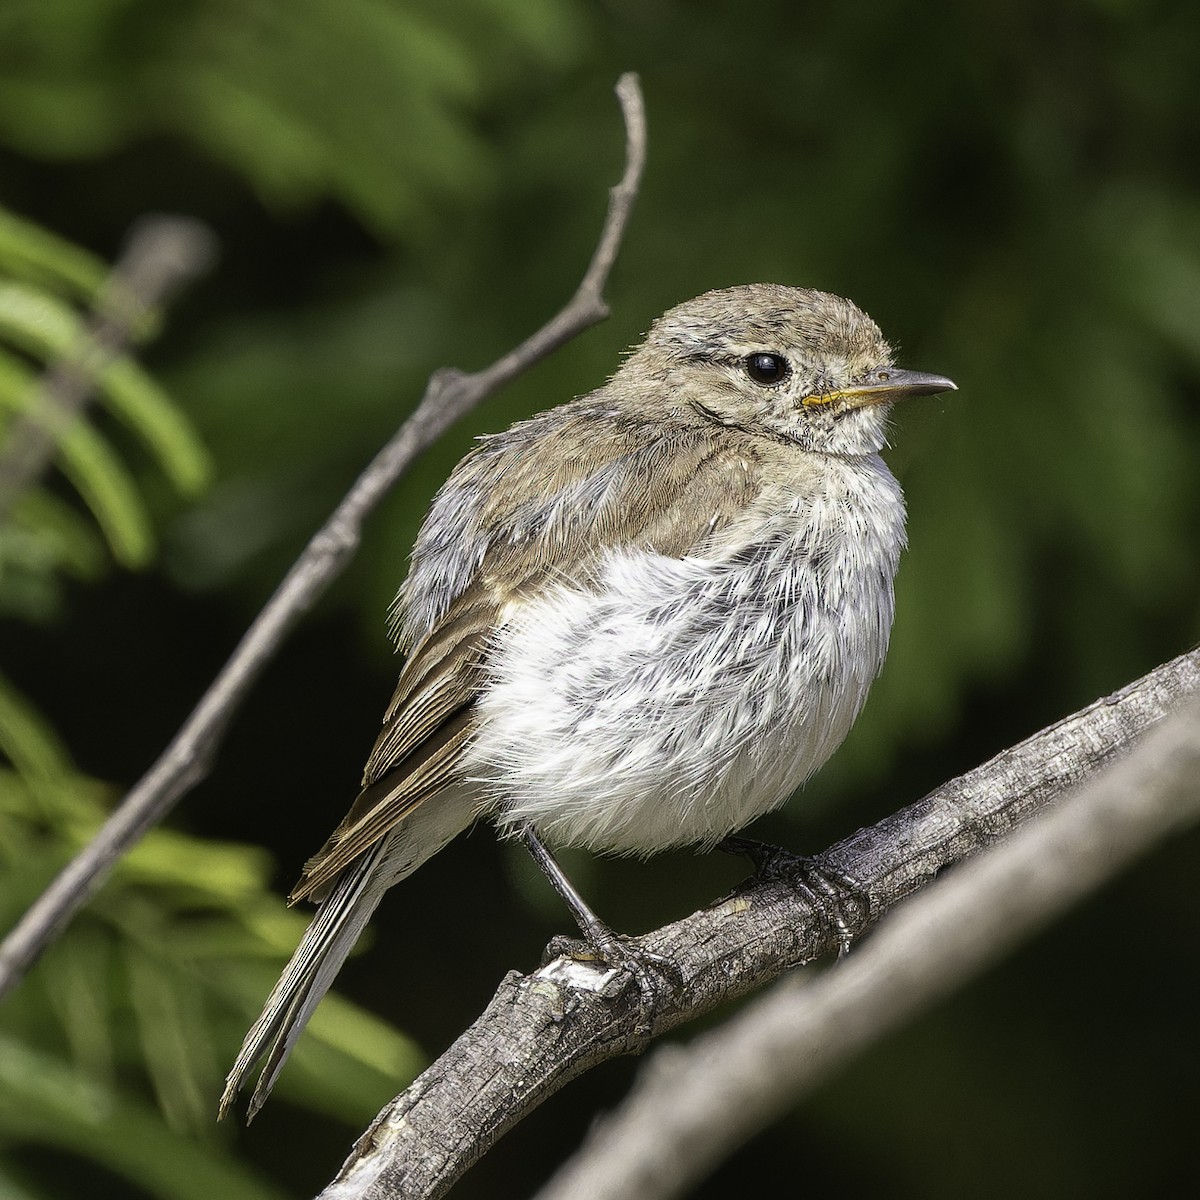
[[289, 406, 774, 904], [288, 595, 491, 902]]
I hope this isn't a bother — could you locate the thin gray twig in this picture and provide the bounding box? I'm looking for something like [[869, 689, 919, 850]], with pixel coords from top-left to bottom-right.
[[0, 73, 647, 1000]]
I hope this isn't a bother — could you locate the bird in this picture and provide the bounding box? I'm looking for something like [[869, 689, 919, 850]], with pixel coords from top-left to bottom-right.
[[220, 283, 956, 1120]]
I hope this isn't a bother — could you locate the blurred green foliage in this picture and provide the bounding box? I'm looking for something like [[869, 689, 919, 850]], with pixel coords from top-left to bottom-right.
[[0, 206, 423, 1193], [0, 0, 1198, 1197], [0, 206, 211, 618], [0, 668, 422, 1197]]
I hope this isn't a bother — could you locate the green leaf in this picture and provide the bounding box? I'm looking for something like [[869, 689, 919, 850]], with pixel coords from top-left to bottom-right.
[[0, 349, 155, 565], [38, 927, 116, 1085], [0, 279, 80, 358], [0, 671, 74, 783], [126, 944, 212, 1132], [102, 358, 212, 495], [0, 486, 106, 578], [0, 477, 108, 626], [0, 205, 106, 304], [115, 827, 278, 904], [0, 1034, 289, 1200], [0, 1161, 48, 1200], [0, 285, 211, 495]]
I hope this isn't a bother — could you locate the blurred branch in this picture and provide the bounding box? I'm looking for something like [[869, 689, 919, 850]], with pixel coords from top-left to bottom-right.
[[0, 73, 647, 1000], [316, 646, 1200, 1200], [0, 214, 216, 520], [536, 702, 1200, 1200]]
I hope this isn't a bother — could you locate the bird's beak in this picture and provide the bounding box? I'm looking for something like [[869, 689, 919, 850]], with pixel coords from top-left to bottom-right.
[[802, 368, 958, 409]]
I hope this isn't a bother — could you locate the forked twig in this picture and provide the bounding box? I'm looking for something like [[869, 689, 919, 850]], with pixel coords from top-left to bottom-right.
[[0, 73, 647, 1000]]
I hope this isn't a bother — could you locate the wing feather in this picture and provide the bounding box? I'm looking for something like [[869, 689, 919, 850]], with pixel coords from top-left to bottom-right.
[[291, 408, 775, 902], [290, 708, 474, 901]]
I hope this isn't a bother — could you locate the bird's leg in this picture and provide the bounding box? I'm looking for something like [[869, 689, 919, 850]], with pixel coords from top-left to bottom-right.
[[718, 836, 870, 958], [519, 824, 676, 1035], [519, 825, 620, 957]]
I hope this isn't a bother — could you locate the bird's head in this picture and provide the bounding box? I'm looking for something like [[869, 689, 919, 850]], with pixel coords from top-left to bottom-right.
[[621, 283, 956, 455]]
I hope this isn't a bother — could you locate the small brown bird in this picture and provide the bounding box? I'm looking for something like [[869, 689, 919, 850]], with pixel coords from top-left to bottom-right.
[[221, 283, 955, 1119]]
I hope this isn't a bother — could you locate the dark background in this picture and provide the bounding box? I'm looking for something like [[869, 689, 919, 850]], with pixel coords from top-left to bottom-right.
[[1, 1, 1198, 1197]]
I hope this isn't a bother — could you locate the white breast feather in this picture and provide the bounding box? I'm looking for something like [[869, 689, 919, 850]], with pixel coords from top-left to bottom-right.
[[464, 455, 906, 854]]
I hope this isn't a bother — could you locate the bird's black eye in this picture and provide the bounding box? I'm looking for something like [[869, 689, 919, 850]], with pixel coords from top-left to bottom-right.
[[744, 352, 790, 386]]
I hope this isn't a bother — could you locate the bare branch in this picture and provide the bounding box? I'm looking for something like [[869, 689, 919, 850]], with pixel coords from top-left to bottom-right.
[[0, 214, 216, 520], [315, 647, 1200, 1200], [537, 701, 1200, 1200], [0, 73, 647, 1000]]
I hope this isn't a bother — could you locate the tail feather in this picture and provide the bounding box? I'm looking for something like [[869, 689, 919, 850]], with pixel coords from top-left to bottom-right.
[[220, 786, 480, 1121], [219, 842, 385, 1122]]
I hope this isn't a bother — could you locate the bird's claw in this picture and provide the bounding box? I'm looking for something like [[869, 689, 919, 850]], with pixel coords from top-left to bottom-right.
[[541, 930, 680, 1042], [718, 836, 869, 957]]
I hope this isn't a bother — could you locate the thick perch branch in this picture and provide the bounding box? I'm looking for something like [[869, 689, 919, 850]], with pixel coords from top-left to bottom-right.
[[317, 646, 1200, 1200], [537, 702, 1200, 1200], [0, 73, 647, 1000]]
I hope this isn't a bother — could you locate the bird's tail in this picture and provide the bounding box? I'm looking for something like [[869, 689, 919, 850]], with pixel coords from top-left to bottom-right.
[[219, 786, 479, 1121], [219, 842, 386, 1122]]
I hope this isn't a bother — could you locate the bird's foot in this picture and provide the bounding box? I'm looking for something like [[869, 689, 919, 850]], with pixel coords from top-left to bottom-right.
[[521, 824, 678, 1040], [718, 836, 870, 958], [542, 927, 680, 1042]]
